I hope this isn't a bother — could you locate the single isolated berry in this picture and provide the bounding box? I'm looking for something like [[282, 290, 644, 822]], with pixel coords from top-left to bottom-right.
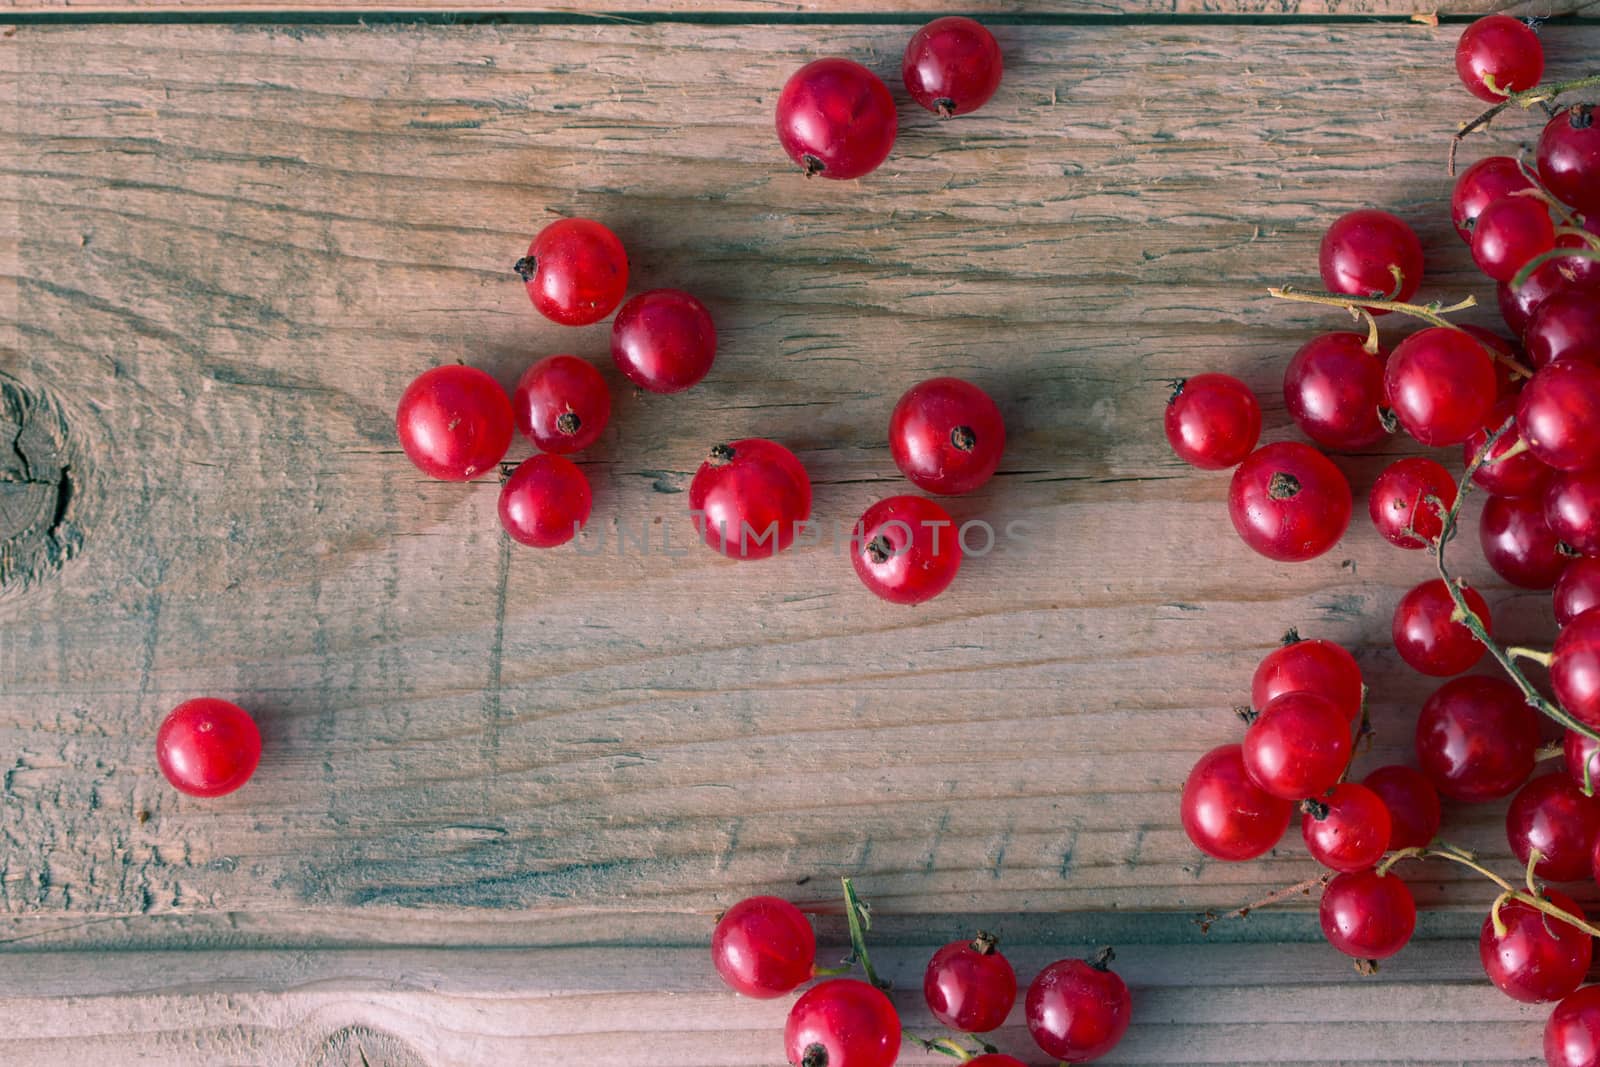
[[1180, 744, 1294, 861], [711, 895, 817, 999], [1518, 360, 1600, 473], [1251, 634, 1364, 725], [1392, 578, 1490, 678], [1479, 492, 1571, 590], [889, 377, 1006, 495], [1554, 610, 1600, 730], [1164, 373, 1261, 470], [1455, 15, 1544, 102], [1415, 674, 1539, 802], [1506, 773, 1600, 882], [1368, 457, 1456, 550], [610, 289, 717, 394], [512, 355, 611, 454], [1451, 156, 1536, 241], [1318, 209, 1424, 312], [498, 454, 592, 549], [784, 978, 900, 1067], [1384, 327, 1497, 447], [1227, 442, 1352, 562], [851, 495, 962, 605], [1024, 949, 1132, 1064], [514, 218, 629, 327], [1556, 558, 1600, 627], [1319, 867, 1416, 961], [1242, 691, 1352, 801], [1301, 783, 1392, 873], [1539, 105, 1600, 216], [1479, 889, 1592, 1003], [156, 698, 262, 798], [1470, 195, 1555, 283], [1546, 985, 1600, 1067], [396, 365, 514, 481], [902, 16, 1003, 117], [689, 439, 812, 560], [775, 58, 897, 180], [1360, 765, 1442, 851], [1281, 333, 1388, 451], [923, 931, 1017, 1034]]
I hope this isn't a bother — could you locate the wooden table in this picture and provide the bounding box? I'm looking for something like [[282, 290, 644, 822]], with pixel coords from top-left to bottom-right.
[[3, 1, 1598, 1063]]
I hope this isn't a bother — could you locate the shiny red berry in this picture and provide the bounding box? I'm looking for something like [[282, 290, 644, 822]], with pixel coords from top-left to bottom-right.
[[1301, 783, 1391, 873], [902, 17, 1003, 117], [1227, 442, 1351, 562], [711, 896, 816, 999], [1480, 889, 1592, 1003], [1180, 744, 1294, 861], [1506, 773, 1600, 882], [1165, 373, 1261, 469], [514, 218, 628, 327], [156, 698, 262, 798], [1360, 765, 1442, 851], [1547, 470, 1600, 556], [1243, 691, 1352, 801], [965, 1057, 1026, 1067], [690, 439, 812, 560], [610, 289, 717, 394], [1416, 674, 1539, 802], [1452, 155, 1536, 241], [776, 59, 897, 180], [1384, 327, 1497, 446], [1566, 728, 1600, 792], [1480, 492, 1570, 590], [1519, 359, 1600, 472], [1546, 985, 1600, 1067], [395, 365, 514, 481], [1555, 610, 1600, 729], [1462, 325, 1525, 399], [1369, 457, 1456, 549], [1463, 399, 1552, 499], [923, 932, 1017, 1034], [1024, 952, 1132, 1064], [1526, 290, 1600, 370], [1282, 333, 1388, 450], [1252, 636, 1364, 725], [889, 378, 1005, 495], [1471, 195, 1556, 283], [512, 355, 610, 455], [852, 495, 961, 605], [1392, 578, 1490, 677], [1320, 868, 1416, 960], [784, 978, 900, 1067], [1500, 255, 1600, 336], [1319, 209, 1424, 312], [498, 454, 591, 548], [1557, 558, 1600, 627], [1455, 15, 1544, 102], [1539, 105, 1600, 216]]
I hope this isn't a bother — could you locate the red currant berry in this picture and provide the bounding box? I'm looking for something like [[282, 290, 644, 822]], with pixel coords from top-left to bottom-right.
[[711, 896, 816, 998], [1243, 691, 1352, 801], [902, 17, 1003, 117], [784, 978, 900, 1067], [1555, 610, 1600, 729], [1462, 325, 1525, 399], [1384, 327, 1497, 446], [1500, 256, 1600, 337], [1416, 674, 1539, 802], [1519, 360, 1600, 472], [1471, 195, 1556, 283], [1527, 290, 1600, 370], [156, 698, 262, 798], [852, 495, 961, 605], [923, 932, 1017, 1034], [1557, 558, 1600, 627], [610, 289, 717, 394], [1566, 728, 1600, 793], [1180, 744, 1294, 861], [1480, 889, 1592, 1003], [1480, 492, 1570, 590], [1319, 209, 1424, 312], [1463, 399, 1552, 498], [965, 1057, 1026, 1067], [1455, 15, 1544, 102], [1282, 333, 1388, 450], [1548, 470, 1600, 556], [1301, 783, 1392, 873], [1368, 457, 1456, 550], [1227, 442, 1351, 562], [1360, 765, 1442, 851], [1165, 373, 1261, 470], [1546, 985, 1600, 1067], [1452, 156, 1536, 241], [775, 59, 897, 180], [1252, 636, 1364, 725], [395, 365, 514, 481], [512, 355, 610, 455], [1539, 105, 1600, 216], [889, 378, 1005, 495], [1392, 578, 1490, 677], [1024, 951, 1131, 1064], [514, 218, 628, 327], [498, 454, 591, 548], [690, 439, 812, 560], [1319, 868, 1416, 960], [1506, 773, 1600, 882]]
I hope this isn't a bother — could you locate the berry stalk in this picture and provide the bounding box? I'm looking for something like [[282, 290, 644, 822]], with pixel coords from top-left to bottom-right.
[[1378, 843, 1600, 939], [1450, 70, 1600, 173]]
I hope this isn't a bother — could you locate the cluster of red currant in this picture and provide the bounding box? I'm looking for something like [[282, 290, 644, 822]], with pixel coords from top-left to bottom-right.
[[711, 880, 1130, 1066], [1171, 15, 1600, 1066]]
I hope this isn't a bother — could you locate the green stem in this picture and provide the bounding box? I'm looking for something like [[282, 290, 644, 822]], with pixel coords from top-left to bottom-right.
[[902, 1034, 974, 1061], [1451, 72, 1600, 174], [1506, 646, 1554, 668], [1267, 286, 1475, 329], [1380, 846, 1600, 937], [1510, 247, 1600, 290], [811, 964, 853, 978], [840, 877, 884, 990]]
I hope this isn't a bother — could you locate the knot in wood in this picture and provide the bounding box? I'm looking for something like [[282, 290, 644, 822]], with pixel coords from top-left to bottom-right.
[[0, 374, 83, 593]]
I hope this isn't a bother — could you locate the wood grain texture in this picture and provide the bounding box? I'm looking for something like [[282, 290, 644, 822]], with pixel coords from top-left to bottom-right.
[[0, 938, 1563, 1065]]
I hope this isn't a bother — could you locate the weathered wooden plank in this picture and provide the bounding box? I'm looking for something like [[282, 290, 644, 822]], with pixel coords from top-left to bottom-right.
[[0, 940, 1558, 1065], [2, 20, 1596, 929]]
